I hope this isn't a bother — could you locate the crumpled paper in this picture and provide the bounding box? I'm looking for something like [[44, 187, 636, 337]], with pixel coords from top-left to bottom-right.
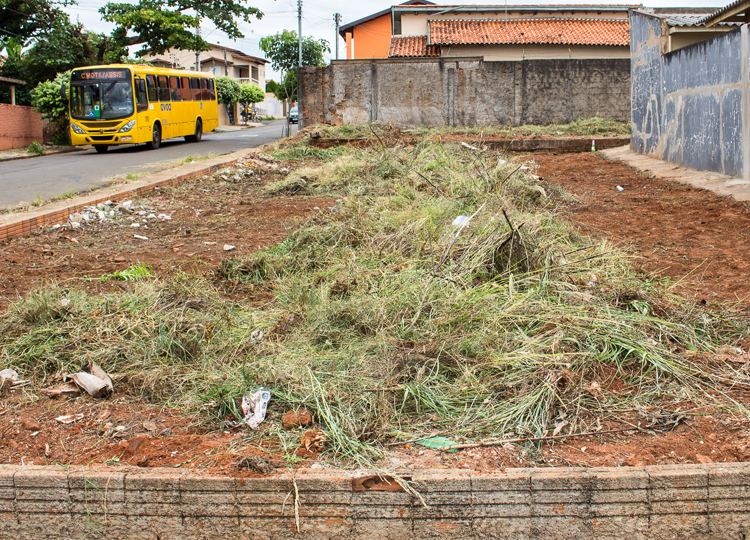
[[42, 363, 113, 399]]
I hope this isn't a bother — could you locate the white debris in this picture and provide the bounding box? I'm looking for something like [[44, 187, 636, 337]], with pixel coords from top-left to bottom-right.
[[223, 244, 236, 251], [452, 215, 470, 226], [133, 234, 149, 240], [616, 185, 624, 191]]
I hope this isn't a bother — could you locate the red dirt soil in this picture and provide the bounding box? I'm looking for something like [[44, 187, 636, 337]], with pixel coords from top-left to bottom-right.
[[1, 149, 749, 475]]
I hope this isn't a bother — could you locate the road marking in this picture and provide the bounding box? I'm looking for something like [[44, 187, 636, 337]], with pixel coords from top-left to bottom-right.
[[239, 134, 259, 138]]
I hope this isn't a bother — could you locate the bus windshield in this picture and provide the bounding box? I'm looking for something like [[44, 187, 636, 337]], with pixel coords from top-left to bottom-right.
[[71, 81, 134, 120]]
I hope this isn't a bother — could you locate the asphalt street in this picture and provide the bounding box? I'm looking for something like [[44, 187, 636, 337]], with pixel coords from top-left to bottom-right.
[[0, 120, 297, 210]]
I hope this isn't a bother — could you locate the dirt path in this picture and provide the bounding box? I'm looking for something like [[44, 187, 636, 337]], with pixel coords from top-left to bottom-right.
[[532, 152, 750, 311]]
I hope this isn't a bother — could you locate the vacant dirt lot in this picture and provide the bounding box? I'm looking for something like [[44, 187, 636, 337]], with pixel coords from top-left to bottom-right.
[[1, 146, 749, 475]]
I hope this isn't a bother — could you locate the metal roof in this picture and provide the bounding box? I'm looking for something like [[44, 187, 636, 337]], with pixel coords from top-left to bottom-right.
[[698, 0, 750, 26]]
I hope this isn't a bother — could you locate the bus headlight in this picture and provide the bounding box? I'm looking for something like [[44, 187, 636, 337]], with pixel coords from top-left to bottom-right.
[[119, 120, 136, 133], [71, 124, 86, 134]]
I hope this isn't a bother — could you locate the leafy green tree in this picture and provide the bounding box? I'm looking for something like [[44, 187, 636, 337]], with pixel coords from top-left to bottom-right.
[[272, 71, 297, 102], [100, 0, 262, 56], [239, 83, 264, 114], [215, 76, 241, 105], [259, 30, 329, 73], [265, 80, 278, 94], [0, 0, 70, 49], [30, 70, 71, 142]]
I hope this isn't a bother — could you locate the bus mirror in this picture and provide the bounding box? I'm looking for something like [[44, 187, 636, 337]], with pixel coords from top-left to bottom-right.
[[60, 83, 67, 101]]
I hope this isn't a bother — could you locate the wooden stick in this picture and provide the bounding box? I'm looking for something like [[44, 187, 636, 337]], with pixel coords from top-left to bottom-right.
[[437, 426, 643, 451]]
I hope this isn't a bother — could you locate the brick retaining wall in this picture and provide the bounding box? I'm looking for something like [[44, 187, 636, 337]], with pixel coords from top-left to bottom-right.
[[0, 103, 43, 150], [1, 463, 748, 539]]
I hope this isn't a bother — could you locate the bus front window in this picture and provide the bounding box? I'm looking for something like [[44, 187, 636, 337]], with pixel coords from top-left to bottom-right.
[[101, 81, 134, 118], [70, 81, 134, 119], [71, 84, 101, 118]]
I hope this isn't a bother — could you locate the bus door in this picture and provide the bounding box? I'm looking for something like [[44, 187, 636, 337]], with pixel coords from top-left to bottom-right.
[[133, 76, 150, 144], [169, 76, 184, 136], [180, 76, 193, 134], [156, 75, 173, 138]]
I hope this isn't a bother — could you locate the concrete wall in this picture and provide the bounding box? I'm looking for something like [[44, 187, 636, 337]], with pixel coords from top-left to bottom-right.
[[630, 11, 746, 179], [301, 57, 630, 127], [0, 103, 43, 150], [2, 463, 750, 539]]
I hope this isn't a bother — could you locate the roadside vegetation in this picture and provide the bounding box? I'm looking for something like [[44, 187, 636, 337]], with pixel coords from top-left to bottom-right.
[[0, 123, 745, 468]]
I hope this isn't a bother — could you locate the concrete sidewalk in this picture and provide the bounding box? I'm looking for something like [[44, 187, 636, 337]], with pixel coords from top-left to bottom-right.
[[0, 149, 249, 243], [601, 145, 750, 202]]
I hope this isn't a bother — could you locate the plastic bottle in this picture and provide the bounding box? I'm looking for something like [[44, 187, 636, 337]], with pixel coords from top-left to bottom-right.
[[591, 139, 596, 153]]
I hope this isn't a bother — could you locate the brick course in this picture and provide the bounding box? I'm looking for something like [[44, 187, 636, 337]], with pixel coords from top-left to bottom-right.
[[0, 103, 43, 150], [0, 463, 749, 539]]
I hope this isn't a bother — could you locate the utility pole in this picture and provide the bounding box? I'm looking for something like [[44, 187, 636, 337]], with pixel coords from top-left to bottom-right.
[[334, 13, 341, 60], [195, 24, 201, 71], [297, 0, 303, 130], [223, 47, 228, 76]]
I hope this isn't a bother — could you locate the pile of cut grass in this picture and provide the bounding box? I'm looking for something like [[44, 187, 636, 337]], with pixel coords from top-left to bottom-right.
[[0, 125, 745, 467]]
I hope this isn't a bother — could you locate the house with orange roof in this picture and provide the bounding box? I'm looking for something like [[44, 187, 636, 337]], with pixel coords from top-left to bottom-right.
[[339, 0, 434, 59], [388, 4, 638, 60]]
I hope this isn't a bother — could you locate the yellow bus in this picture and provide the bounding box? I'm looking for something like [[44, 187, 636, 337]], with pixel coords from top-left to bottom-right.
[[65, 64, 219, 153]]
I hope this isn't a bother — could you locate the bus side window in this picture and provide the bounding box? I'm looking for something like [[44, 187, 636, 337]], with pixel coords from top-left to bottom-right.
[[200, 78, 210, 101], [157, 75, 170, 102], [135, 79, 148, 112], [146, 75, 158, 102], [191, 77, 201, 101], [208, 79, 216, 101], [180, 77, 191, 101], [169, 76, 181, 102]]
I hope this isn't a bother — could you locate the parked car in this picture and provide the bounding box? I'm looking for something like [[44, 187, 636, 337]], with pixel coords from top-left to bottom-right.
[[288, 107, 298, 124]]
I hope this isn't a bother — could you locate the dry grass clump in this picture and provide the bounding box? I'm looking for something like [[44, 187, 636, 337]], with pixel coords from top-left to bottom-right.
[[0, 125, 745, 467]]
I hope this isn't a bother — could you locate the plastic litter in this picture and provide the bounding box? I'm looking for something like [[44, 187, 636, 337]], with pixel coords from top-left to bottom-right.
[[415, 436, 458, 453], [461, 142, 478, 151], [56, 413, 84, 424], [452, 215, 470, 227], [42, 362, 113, 399], [0, 368, 29, 389], [616, 185, 624, 192], [241, 387, 271, 429]]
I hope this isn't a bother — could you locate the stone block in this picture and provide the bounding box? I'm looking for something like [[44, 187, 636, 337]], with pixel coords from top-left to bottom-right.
[[236, 477, 293, 493], [649, 464, 708, 489], [531, 467, 589, 491], [471, 502, 532, 518], [588, 467, 649, 491], [237, 503, 288, 518], [413, 517, 473, 538], [590, 487, 648, 504], [589, 515, 650, 540], [299, 490, 353, 505], [472, 469, 531, 492], [181, 490, 238, 517], [353, 504, 413, 519], [410, 470, 472, 492], [14, 468, 68, 491], [351, 518, 410, 540], [237, 490, 289, 506], [648, 513, 709, 539], [181, 475, 236, 493], [239, 516, 299, 538], [531, 501, 589, 518], [530, 515, 593, 539], [651, 499, 709, 514], [590, 501, 650, 518], [472, 517, 533, 539], [124, 469, 183, 492], [474, 489, 530, 505], [182, 516, 241, 538]]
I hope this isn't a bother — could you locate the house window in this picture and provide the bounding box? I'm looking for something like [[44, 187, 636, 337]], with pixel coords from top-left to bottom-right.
[[251, 66, 259, 81]]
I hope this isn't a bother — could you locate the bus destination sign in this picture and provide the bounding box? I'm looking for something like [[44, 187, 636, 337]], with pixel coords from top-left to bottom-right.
[[72, 69, 130, 81]]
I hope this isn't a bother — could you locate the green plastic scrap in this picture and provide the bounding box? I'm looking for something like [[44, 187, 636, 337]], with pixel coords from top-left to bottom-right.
[[415, 436, 457, 453]]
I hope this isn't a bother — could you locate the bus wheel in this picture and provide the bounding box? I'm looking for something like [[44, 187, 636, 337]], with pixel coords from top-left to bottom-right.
[[147, 123, 161, 150], [185, 119, 202, 143], [94, 145, 109, 153]]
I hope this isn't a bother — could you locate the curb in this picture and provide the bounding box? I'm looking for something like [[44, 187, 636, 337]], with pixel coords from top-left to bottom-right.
[[0, 146, 88, 163], [0, 150, 249, 243], [0, 462, 748, 539]]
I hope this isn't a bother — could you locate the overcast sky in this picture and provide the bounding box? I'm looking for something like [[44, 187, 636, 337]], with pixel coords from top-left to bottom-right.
[[64, 0, 730, 80]]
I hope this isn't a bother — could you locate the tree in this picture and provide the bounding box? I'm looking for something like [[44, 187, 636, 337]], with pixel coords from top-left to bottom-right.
[[265, 80, 278, 94], [259, 30, 328, 111], [259, 30, 329, 73], [100, 0, 262, 56], [239, 83, 264, 115], [30, 70, 71, 143], [0, 0, 70, 50], [215, 76, 241, 105]]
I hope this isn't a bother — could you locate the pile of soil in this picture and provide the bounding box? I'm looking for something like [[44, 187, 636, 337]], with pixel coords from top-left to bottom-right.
[[1, 147, 749, 475]]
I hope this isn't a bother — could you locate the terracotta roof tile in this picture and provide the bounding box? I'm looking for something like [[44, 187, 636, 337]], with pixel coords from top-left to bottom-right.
[[389, 35, 441, 57], [429, 18, 630, 47]]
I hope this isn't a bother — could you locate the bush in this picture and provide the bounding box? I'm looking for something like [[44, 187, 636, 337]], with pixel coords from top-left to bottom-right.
[[26, 141, 46, 155], [31, 71, 71, 141], [215, 76, 241, 105]]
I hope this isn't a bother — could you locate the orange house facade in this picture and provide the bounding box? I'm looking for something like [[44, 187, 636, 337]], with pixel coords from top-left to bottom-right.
[[340, 0, 433, 59]]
